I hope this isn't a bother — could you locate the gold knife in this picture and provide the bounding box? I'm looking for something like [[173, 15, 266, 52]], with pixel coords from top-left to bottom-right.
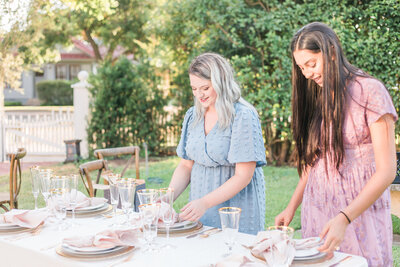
[[186, 227, 218, 239]]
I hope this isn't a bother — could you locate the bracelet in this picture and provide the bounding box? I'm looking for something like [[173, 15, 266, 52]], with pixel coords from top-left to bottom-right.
[[339, 211, 351, 224]]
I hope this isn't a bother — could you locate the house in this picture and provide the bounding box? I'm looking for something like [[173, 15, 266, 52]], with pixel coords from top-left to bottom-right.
[[4, 39, 97, 105]]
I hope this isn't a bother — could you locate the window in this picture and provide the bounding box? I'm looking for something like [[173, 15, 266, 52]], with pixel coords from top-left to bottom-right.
[[56, 64, 68, 80], [69, 64, 81, 80]]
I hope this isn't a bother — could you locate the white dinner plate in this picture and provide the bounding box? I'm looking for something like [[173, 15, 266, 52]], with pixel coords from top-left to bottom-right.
[[73, 202, 108, 214], [294, 251, 326, 261], [0, 222, 22, 230], [295, 247, 320, 258], [159, 220, 197, 231], [70, 201, 106, 212], [62, 243, 124, 255]]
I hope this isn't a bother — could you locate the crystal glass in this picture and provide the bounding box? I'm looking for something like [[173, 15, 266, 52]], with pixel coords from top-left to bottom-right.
[[137, 189, 158, 205], [117, 180, 136, 225], [68, 174, 79, 226], [109, 182, 120, 227], [266, 226, 294, 267], [139, 203, 160, 252], [50, 176, 69, 230], [158, 188, 174, 248], [219, 207, 241, 256], [29, 166, 40, 210], [38, 169, 53, 210]]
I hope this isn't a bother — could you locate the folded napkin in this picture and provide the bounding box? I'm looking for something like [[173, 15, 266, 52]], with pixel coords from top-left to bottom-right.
[[157, 201, 179, 226], [63, 228, 141, 249], [293, 236, 322, 250], [214, 254, 266, 267], [73, 191, 107, 210], [0, 209, 48, 228], [251, 230, 295, 266]]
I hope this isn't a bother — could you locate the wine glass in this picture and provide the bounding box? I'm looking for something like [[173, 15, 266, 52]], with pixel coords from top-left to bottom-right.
[[109, 182, 120, 227], [158, 188, 175, 248], [38, 169, 53, 211], [68, 174, 79, 226], [137, 189, 158, 205], [218, 207, 241, 256], [117, 180, 136, 226], [139, 203, 160, 252], [50, 176, 69, 230], [29, 166, 40, 210]]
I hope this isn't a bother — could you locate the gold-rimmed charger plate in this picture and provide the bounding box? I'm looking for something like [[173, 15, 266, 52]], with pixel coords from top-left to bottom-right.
[[250, 250, 328, 265], [67, 204, 112, 218], [56, 245, 135, 261], [0, 221, 44, 235], [158, 221, 203, 237]]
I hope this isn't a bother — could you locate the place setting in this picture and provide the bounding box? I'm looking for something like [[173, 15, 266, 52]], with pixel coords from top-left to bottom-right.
[[0, 209, 48, 235]]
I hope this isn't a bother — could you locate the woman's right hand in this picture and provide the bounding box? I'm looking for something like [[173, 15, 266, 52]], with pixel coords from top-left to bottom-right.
[[274, 207, 295, 226]]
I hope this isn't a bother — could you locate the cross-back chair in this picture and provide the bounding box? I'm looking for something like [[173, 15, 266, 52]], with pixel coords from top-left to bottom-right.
[[94, 146, 140, 179], [78, 159, 110, 198], [0, 148, 26, 212]]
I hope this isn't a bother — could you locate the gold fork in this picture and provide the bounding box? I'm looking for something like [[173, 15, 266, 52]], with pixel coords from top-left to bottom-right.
[[6, 223, 44, 241]]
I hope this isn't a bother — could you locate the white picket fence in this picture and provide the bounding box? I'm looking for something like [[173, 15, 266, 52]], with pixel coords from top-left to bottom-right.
[[1, 106, 74, 161]]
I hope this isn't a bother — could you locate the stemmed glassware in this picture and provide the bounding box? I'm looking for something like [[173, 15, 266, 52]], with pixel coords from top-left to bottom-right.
[[137, 189, 158, 205], [50, 176, 69, 230], [117, 179, 136, 226], [29, 166, 40, 210], [38, 169, 53, 211], [218, 207, 241, 256], [139, 203, 160, 253], [68, 174, 79, 226], [158, 188, 175, 248]]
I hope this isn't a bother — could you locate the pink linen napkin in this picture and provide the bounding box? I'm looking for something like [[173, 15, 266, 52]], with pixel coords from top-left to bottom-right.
[[0, 209, 48, 228], [73, 191, 107, 210], [293, 236, 322, 250], [63, 228, 141, 249], [251, 230, 295, 266], [214, 254, 266, 267]]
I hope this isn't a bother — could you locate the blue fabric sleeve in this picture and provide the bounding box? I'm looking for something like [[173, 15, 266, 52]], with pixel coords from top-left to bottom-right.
[[176, 107, 194, 160], [227, 104, 267, 167]]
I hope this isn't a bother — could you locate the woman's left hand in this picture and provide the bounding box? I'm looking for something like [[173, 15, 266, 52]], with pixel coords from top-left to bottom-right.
[[179, 198, 208, 222], [318, 213, 349, 253]]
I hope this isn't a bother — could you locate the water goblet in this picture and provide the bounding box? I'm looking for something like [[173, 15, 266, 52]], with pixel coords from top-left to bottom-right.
[[117, 180, 136, 226], [137, 189, 158, 205], [139, 203, 160, 252], [29, 166, 40, 210], [50, 176, 69, 230], [218, 207, 241, 257], [68, 174, 79, 226], [158, 188, 175, 248], [109, 182, 120, 227], [38, 169, 53, 210]]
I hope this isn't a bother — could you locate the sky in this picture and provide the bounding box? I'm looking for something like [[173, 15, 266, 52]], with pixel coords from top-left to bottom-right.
[[0, 0, 31, 32]]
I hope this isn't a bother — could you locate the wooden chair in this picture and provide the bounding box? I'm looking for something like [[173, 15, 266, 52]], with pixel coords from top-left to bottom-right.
[[390, 152, 400, 217], [94, 146, 140, 179], [78, 159, 110, 198], [0, 148, 27, 212]]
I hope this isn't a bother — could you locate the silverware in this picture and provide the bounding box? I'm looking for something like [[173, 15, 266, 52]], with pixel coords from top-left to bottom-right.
[[5, 223, 44, 241], [186, 227, 218, 239], [328, 255, 352, 267], [200, 229, 222, 238]]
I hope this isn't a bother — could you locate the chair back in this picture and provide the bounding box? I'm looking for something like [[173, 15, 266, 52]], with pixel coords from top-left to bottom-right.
[[3, 148, 26, 211], [78, 159, 109, 197], [395, 152, 400, 184], [94, 146, 140, 179]]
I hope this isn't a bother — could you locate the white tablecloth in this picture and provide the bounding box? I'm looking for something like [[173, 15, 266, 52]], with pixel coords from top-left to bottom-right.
[[0, 214, 368, 267]]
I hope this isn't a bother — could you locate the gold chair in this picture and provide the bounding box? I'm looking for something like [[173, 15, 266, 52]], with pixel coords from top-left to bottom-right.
[[0, 148, 27, 211], [78, 159, 110, 198], [94, 146, 140, 179]]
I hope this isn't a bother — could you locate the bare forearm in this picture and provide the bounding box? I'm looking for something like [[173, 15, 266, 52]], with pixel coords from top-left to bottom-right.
[[169, 160, 193, 200], [286, 172, 309, 213]]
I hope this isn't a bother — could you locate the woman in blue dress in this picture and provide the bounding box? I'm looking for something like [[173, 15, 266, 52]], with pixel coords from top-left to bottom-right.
[[169, 52, 266, 235]]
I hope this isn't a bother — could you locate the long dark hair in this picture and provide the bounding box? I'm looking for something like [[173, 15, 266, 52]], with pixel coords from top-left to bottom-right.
[[291, 22, 369, 175]]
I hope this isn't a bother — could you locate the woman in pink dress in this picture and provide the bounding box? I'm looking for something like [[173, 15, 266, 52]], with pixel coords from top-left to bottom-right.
[[275, 22, 398, 266]]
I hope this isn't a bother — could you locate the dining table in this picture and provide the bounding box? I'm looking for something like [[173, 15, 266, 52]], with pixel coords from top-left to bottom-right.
[[0, 210, 368, 267]]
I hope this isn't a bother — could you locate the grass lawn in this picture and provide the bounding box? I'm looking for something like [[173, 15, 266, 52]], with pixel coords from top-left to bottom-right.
[[0, 156, 398, 264]]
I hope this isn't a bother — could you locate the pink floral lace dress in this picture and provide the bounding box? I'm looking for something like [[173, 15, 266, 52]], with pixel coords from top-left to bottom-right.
[[301, 77, 398, 267]]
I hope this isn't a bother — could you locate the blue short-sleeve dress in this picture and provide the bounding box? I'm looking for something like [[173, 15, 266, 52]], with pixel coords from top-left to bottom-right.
[[176, 102, 267, 235]]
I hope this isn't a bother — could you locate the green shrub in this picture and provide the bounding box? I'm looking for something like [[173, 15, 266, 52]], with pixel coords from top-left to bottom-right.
[[36, 80, 73, 105], [5, 101, 22, 106], [87, 57, 169, 155]]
